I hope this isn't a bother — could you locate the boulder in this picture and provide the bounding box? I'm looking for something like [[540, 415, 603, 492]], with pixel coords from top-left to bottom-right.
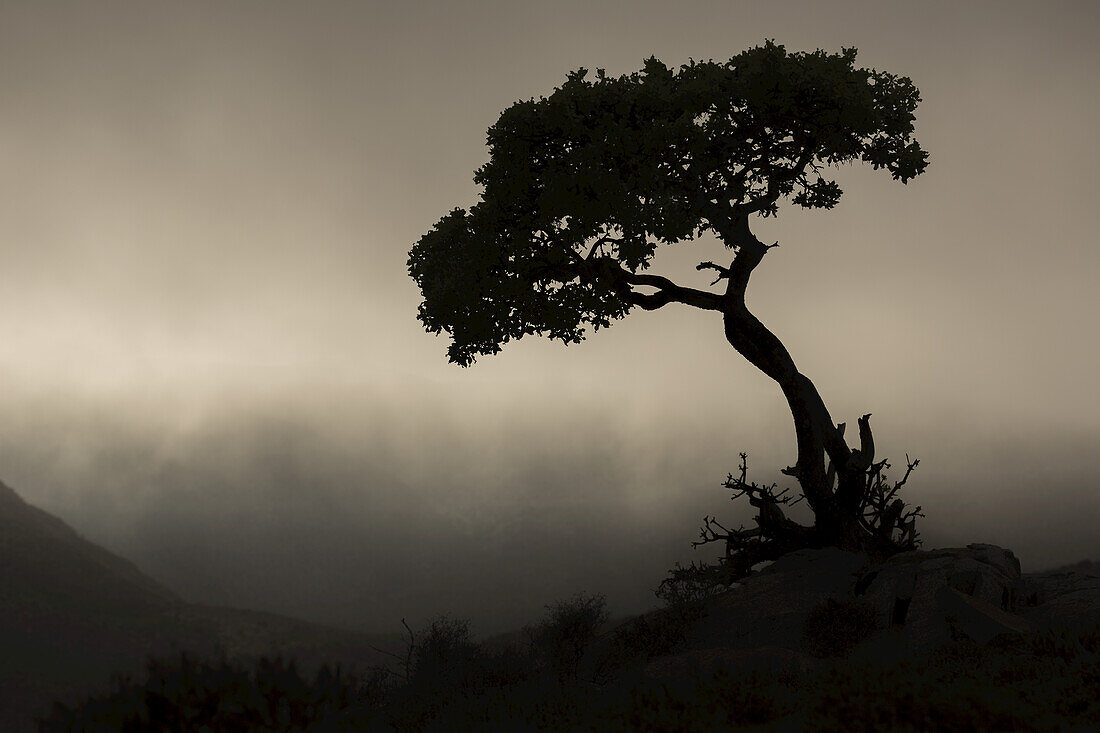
[[853, 544, 1026, 654], [935, 586, 1031, 643]]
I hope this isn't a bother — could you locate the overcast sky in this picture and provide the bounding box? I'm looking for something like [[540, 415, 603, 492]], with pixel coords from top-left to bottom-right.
[[0, 1, 1097, 635]]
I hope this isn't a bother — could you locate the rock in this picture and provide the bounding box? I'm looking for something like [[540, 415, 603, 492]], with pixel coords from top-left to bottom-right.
[[854, 544, 1026, 654], [685, 547, 870, 652], [935, 586, 1030, 643], [649, 543, 1096, 669]]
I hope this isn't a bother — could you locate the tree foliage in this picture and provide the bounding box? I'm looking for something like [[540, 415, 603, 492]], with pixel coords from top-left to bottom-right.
[[409, 41, 927, 366]]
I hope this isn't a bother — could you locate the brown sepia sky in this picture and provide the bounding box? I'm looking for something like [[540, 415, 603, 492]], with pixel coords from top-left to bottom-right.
[[0, 1, 1097, 634]]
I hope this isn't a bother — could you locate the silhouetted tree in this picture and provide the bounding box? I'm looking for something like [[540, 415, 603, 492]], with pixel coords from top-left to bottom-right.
[[409, 42, 928, 579]]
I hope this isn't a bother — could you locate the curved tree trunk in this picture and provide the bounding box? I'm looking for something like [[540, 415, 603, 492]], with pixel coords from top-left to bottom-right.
[[715, 216, 872, 552]]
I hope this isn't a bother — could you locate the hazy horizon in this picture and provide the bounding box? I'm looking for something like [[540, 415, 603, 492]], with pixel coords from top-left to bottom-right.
[[1, 0, 1097, 635]]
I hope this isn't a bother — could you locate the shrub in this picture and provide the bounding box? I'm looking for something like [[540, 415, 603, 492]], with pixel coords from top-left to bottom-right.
[[409, 614, 480, 688], [38, 653, 360, 731], [598, 607, 703, 676], [40, 605, 1100, 731], [655, 561, 729, 608], [527, 592, 609, 680]]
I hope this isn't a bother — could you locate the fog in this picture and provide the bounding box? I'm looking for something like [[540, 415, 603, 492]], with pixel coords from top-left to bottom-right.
[[1, 384, 1096, 635], [0, 0, 1097, 635]]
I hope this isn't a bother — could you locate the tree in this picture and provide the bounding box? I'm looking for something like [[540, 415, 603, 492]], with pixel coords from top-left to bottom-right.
[[408, 41, 929, 579]]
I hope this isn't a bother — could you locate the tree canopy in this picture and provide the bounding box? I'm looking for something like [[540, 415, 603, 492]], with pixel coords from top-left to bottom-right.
[[409, 41, 927, 366]]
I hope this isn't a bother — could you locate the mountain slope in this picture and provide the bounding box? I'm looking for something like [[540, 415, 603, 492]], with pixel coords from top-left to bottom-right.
[[0, 479, 396, 730], [0, 479, 180, 618]]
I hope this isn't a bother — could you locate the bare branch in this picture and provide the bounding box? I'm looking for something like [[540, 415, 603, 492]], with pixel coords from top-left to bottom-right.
[[696, 261, 731, 285], [894, 454, 919, 493], [589, 258, 724, 312], [856, 453, 922, 549], [402, 618, 415, 682]]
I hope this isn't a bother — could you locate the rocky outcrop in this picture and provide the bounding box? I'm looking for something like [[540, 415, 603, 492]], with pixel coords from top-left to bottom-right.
[[851, 543, 1028, 654], [662, 543, 1078, 667], [935, 586, 1031, 644]]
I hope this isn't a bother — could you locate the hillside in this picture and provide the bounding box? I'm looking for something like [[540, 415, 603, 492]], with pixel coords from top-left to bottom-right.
[[5, 475, 1098, 729], [39, 544, 1100, 729], [1047, 558, 1100, 576], [0, 480, 397, 730]]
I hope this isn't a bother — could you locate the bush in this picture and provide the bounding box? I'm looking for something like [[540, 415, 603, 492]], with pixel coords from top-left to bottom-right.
[[801, 597, 881, 658], [598, 606, 702, 675], [527, 592, 609, 680], [409, 614, 480, 688], [40, 603, 1100, 731], [655, 561, 729, 608]]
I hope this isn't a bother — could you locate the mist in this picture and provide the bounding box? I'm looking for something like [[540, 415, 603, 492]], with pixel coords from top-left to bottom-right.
[[0, 0, 1098, 636], [1, 382, 1095, 636]]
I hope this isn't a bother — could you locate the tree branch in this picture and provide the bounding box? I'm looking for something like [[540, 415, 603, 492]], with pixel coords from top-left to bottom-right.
[[696, 261, 731, 285], [584, 257, 723, 312], [857, 455, 922, 549], [850, 413, 875, 472], [734, 142, 818, 216], [585, 234, 620, 261]]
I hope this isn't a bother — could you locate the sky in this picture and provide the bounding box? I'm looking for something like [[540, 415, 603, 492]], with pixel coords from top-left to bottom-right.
[[0, 0, 1097, 635]]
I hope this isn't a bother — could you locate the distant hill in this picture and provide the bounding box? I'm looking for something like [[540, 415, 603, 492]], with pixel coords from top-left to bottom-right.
[[1045, 559, 1100, 576], [0, 479, 398, 730], [0, 478, 181, 615]]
